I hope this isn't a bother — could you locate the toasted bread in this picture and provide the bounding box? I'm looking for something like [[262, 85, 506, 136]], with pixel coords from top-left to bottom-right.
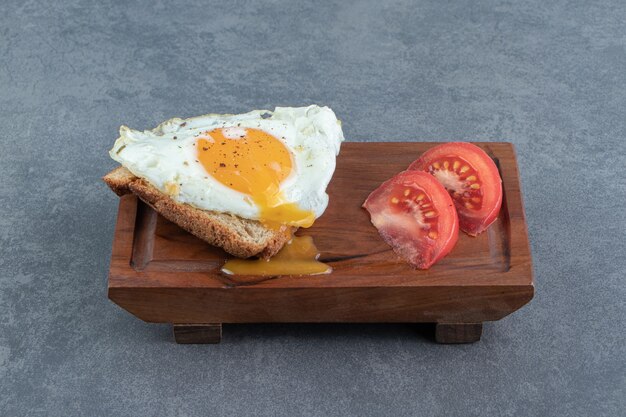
[[103, 166, 293, 259]]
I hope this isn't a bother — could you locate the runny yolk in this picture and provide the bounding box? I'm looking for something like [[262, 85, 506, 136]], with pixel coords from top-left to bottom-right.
[[221, 235, 331, 276], [196, 127, 315, 228]]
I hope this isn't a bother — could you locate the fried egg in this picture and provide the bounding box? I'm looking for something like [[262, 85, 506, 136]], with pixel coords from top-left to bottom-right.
[[109, 105, 344, 228]]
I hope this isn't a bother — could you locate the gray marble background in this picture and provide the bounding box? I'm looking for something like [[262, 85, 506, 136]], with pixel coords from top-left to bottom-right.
[[1, 0, 625, 416]]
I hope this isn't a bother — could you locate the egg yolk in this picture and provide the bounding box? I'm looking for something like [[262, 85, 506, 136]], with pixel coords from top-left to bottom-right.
[[196, 127, 315, 228], [221, 235, 331, 276]]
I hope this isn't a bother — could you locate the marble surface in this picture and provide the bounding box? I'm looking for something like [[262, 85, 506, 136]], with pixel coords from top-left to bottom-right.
[[1, 0, 624, 416]]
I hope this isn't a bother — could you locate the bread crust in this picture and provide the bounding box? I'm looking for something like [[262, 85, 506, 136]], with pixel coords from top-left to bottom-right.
[[103, 167, 292, 259], [102, 166, 136, 196]]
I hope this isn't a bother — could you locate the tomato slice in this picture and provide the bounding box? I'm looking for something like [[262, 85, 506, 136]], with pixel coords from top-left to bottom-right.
[[362, 171, 459, 269], [409, 142, 502, 236]]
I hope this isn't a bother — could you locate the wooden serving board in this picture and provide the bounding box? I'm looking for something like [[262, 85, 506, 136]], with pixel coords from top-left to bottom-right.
[[108, 142, 534, 344]]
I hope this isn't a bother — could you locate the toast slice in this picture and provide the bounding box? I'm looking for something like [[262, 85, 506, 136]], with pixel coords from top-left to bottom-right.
[[103, 166, 293, 259]]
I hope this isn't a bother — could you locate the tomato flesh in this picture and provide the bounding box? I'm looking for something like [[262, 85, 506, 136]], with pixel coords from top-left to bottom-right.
[[363, 171, 458, 269], [409, 142, 502, 236]]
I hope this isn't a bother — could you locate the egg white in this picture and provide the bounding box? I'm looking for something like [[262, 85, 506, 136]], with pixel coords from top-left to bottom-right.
[[109, 105, 344, 222]]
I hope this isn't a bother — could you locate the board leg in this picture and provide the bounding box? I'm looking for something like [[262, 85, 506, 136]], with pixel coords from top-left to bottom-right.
[[173, 323, 222, 344], [435, 323, 482, 344]]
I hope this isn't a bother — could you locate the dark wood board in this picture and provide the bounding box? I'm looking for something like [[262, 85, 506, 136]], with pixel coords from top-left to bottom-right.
[[108, 142, 534, 343]]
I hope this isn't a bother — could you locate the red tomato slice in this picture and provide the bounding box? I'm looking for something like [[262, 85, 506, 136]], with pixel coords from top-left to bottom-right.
[[409, 142, 502, 236], [363, 171, 459, 269]]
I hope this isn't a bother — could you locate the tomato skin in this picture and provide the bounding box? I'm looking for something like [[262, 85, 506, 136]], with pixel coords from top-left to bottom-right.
[[363, 170, 459, 269], [409, 142, 502, 236]]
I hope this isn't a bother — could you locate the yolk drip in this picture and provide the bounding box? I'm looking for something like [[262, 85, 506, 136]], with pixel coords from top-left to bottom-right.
[[197, 127, 315, 228], [221, 235, 331, 276]]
